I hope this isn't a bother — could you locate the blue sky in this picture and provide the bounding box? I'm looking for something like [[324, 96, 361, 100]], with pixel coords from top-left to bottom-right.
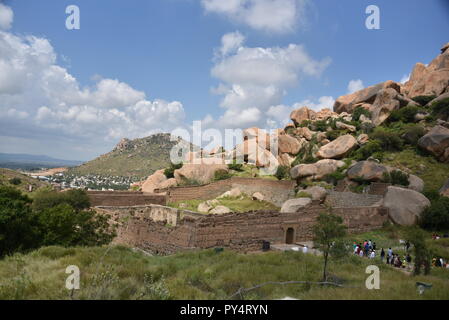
[[0, 0, 448, 160]]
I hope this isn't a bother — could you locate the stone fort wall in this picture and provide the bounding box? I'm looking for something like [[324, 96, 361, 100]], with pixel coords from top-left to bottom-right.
[[104, 203, 389, 255], [160, 177, 296, 207], [88, 191, 167, 207]]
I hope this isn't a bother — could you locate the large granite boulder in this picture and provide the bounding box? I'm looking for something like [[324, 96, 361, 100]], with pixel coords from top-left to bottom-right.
[[142, 169, 167, 193], [174, 164, 229, 185], [278, 134, 303, 155], [316, 134, 357, 159], [402, 44, 449, 98], [369, 88, 402, 126], [280, 198, 313, 213], [440, 179, 449, 197], [383, 186, 430, 226], [333, 80, 401, 114], [243, 127, 271, 149], [290, 106, 317, 126], [418, 125, 449, 163], [303, 186, 328, 202], [347, 161, 388, 182], [210, 205, 232, 215], [290, 159, 345, 180], [234, 139, 278, 167]]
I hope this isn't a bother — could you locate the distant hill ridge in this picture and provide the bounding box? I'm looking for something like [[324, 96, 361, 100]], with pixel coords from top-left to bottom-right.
[[0, 153, 83, 170], [69, 133, 197, 178]]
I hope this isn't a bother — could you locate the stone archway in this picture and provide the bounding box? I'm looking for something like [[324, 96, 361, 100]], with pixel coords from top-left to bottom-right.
[[285, 228, 295, 244]]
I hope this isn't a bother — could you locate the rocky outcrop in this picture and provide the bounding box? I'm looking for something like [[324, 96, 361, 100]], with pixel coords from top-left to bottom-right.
[[280, 198, 312, 213], [210, 205, 232, 214], [333, 80, 401, 114], [302, 186, 327, 202], [316, 134, 357, 159], [418, 125, 449, 163], [383, 186, 430, 226], [290, 159, 345, 181], [336, 121, 356, 132], [357, 134, 369, 145], [218, 188, 242, 199], [243, 128, 271, 149], [402, 44, 449, 98], [278, 134, 303, 155], [290, 107, 316, 126], [142, 169, 167, 193], [174, 164, 229, 185], [347, 161, 388, 182]]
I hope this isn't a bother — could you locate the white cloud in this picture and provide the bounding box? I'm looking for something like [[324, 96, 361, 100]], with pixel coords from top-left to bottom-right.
[[347, 79, 364, 94], [217, 31, 245, 57], [0, 28, 186, 152], [0, 4, 13, 30], [210, 38, 331, 129], [400, 73, 410, 84], [201, 0, 308, 33]]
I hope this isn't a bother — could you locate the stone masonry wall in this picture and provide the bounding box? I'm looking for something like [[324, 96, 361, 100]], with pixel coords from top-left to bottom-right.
[[106, 203, 389, 255], [325, 191, 383, 208], [164, 177, 296, 206], [88, 191, 167, 207]]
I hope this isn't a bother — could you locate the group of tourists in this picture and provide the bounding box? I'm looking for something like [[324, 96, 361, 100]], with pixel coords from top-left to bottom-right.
[[352, 240, 413, 269], [353, 240, 377, 259], [432, 257, 449, 268]]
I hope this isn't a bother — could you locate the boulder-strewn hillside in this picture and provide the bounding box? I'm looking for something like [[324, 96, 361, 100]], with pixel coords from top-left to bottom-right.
[[69, 133, 197, 179], [138, 43, 449, 226]]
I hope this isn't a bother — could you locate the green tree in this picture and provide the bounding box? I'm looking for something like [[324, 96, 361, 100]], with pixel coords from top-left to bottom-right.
[[164, 162, 183, 179], [0, 187, 40, 256], [403, 226, 431, 276], [274, 166, 290, 180], [38, 204, 115, 247], [312, 212, 347, 281], [419, 196, 449, 231], [8, 178, 22, 186], [32, 189, 90, 212]]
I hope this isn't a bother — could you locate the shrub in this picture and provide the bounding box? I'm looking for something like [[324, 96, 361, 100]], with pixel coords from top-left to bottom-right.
[[274, 166, 290, 180], [370, 127, 404, 151], [412, 95, 436, 106], [389, 105, 421, 123], [0, 187, 40, 256], [402, 124, 425, 146], [352, 106, 372, 122], [164, 162, 183, 179], [431, 98, 449, 120], [228, 161, 243, 172], [8, 177, 22, 185], [326, 130, 345, 141], [32, 189, 90, 212], [38, 204, 115, 247], [313, 120, 328, 132], [381, 170, 409, 186], [352, 140, 382, 161], [214, 170, 232, 181], [419, 196, 449, 231]]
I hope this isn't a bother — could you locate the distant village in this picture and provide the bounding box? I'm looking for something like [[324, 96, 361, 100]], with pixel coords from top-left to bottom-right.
[[29, 171, 135, 191]]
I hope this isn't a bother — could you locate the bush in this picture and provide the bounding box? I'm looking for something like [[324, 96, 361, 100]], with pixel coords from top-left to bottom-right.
[[326, 130, 345, 141], [381, 170, 409, 186], [214, 170, 232, 181], [419, 196, 449, 231], [164, 162, 183, 179], [38, 204, 115, 247], [370, 127, 404, 151], [228, 161, 243, 172], [412, 95, 436, 106], [402, 124, 425, 146], [0, 187, 40, 256], [313, 120, 328, 132], [8, 177, 22, 185], [274, 166, 290, 180], [431, 98, 449, 120], [352, 140, 383, 161], [32, 189, 90, 212], [352, 106, 372, 122], [389, 105, 421, 123]]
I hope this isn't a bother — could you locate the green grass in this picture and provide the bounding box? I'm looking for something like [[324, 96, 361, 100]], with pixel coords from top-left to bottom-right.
[[169, 194, 280, 213], [1, 240, 448, 300], [382, 147, 449, 192]]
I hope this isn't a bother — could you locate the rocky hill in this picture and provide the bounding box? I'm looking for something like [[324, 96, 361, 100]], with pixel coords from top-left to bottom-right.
[[69, 133, 197, 179]]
